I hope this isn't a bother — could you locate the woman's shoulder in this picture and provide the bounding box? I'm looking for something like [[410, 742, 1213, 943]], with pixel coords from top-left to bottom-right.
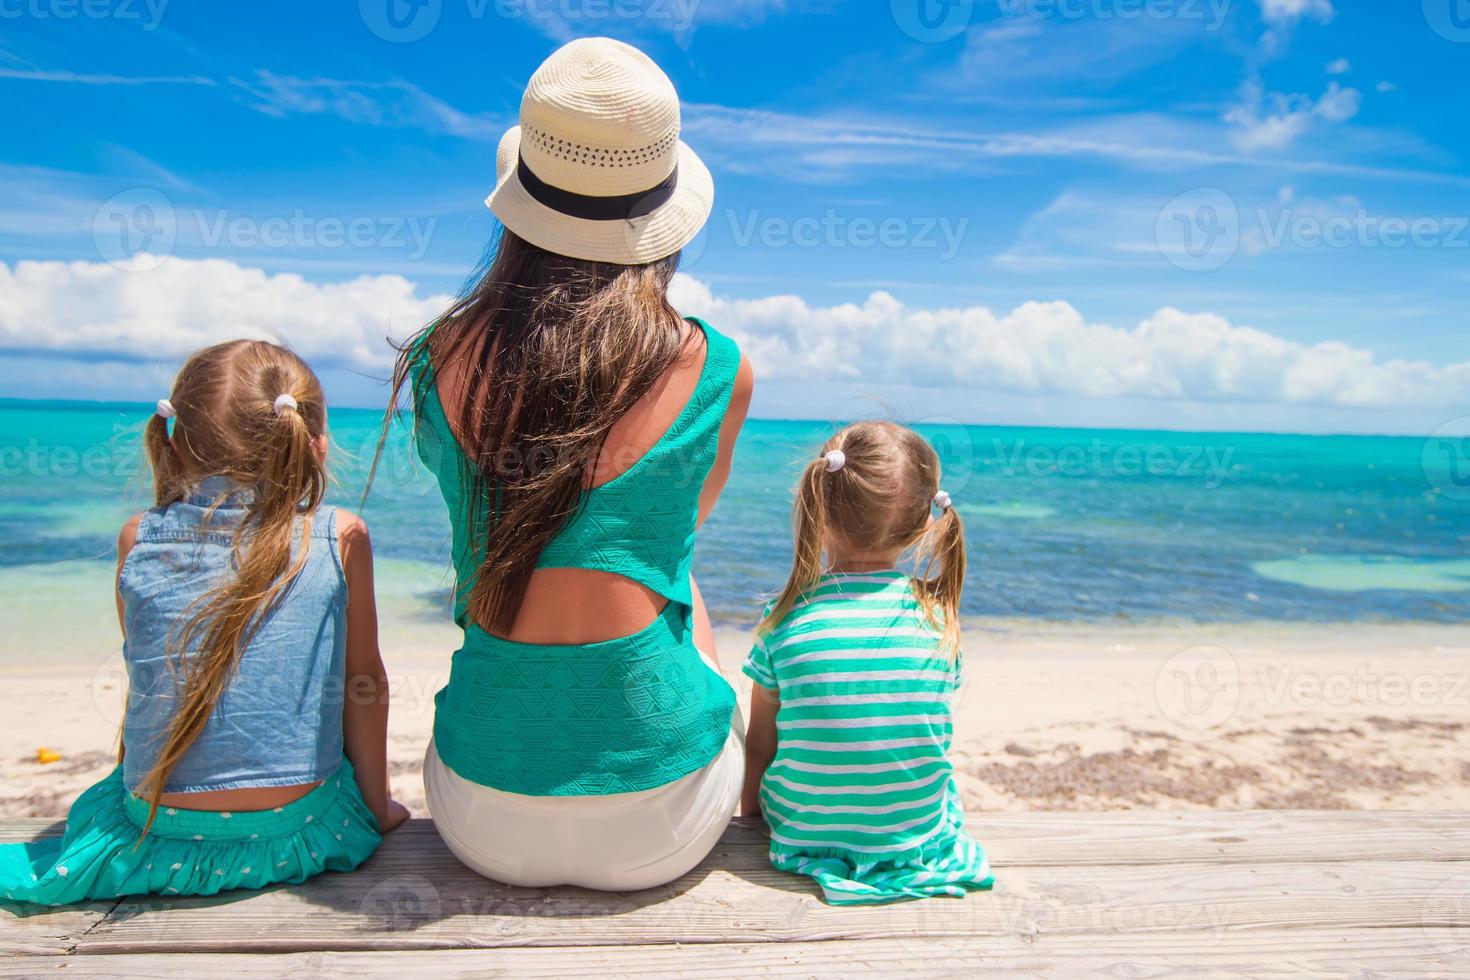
[[685, 315, 741, 365]]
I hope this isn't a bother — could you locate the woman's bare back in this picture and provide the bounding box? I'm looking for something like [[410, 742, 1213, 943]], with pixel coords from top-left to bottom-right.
[[433, 321, 750, 648]]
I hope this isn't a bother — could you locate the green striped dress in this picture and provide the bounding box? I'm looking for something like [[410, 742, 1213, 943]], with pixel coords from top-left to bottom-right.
[[743, 570, 993, 904]]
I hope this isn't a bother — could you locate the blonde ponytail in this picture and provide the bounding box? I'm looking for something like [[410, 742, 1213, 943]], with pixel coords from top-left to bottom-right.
[[759, 457, 832, 637], [144, 411, 188, 507], [916, 503, 966, 657]]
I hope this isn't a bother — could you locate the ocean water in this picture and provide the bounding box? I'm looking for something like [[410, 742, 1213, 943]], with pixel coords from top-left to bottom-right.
[[1, 399, 1467, 662]]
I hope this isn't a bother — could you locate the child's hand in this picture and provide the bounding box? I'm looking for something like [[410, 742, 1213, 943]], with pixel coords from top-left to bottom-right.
[[381, 799, 411, 833]]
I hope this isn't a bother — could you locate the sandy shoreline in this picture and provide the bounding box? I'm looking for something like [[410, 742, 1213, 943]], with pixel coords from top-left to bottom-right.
[[3, 619, 1467, 819]]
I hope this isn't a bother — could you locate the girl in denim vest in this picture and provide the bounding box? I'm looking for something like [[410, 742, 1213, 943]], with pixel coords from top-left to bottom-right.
[[0, 340, 407, 905]]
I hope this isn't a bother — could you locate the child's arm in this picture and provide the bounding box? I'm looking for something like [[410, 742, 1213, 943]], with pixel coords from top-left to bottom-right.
[[114, 514, 141, 637], [741, 683, 779, 817], [114, 514, 142, 763], [336, 511, 409, 833]]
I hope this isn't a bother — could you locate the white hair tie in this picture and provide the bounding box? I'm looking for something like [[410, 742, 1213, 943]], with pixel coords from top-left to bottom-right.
[[273, 393, 299, 416], [823, 449, 846, 473], [154, 398, 176, 420], [933, 490, 953, 511]]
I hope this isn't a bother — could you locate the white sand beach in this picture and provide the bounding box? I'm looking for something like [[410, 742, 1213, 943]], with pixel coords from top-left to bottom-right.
[[3, 619, 1466, 820]]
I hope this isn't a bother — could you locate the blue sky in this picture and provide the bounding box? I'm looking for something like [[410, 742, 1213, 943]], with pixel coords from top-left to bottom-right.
[[1, 1, 1468, 433]]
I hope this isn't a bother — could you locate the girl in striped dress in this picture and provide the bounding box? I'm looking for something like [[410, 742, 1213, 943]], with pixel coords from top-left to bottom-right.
[[741, 420, 993, 904]]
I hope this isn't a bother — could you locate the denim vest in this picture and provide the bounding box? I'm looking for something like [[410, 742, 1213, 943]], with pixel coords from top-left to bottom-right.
[[119, 477, 348, 793]]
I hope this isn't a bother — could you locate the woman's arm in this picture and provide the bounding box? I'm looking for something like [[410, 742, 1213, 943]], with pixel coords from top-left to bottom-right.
[[698, 354, 754, 527], [689, 355, 754, 661], [741, 682, 779, 817], [337, 511, 409, 833]]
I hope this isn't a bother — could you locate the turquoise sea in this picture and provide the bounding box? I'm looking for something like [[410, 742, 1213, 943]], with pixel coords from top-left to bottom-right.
[[1, 399, 1467, 662]]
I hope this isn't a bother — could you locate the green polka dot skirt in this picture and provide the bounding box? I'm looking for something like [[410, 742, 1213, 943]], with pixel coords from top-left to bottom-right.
[[0, 757, 381, 906]]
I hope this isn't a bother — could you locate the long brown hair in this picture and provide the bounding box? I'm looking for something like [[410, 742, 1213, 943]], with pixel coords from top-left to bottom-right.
[[761, 421, 966, 655], [137, 340, 328, 835], [381, 228, 689, 635]]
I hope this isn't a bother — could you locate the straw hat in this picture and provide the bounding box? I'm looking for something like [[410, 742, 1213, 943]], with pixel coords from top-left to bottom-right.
[[485, 37, 713, 265]]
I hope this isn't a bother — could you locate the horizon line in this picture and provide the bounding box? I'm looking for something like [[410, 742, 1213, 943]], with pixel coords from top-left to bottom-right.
[[0, 395, 1442, 442]]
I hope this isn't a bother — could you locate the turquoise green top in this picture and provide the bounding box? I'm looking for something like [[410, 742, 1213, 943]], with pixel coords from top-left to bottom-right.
[[411, 317, 739, 796], [743, 571, 993, 904]]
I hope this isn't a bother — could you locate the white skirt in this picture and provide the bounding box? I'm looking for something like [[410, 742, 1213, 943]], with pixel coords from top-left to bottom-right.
[[424, 705, 744, 891]]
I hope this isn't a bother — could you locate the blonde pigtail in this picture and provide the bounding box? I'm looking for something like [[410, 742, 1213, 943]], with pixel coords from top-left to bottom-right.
[[760, 456, 835, 637], [917, 503, 966, 657], [144, 410, 188, 507]]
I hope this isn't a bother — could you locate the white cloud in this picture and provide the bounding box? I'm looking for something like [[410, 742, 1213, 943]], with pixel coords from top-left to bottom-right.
[[2, 256, 1466, 413], [669, 275, 1469, 409], [1325, 57, 1350, 75], [1257, 0, 1334, 53], [683, 104, 1459, 186], [1258, 0, 1335, 25], [1313, 81, 1361, 122], [0, 256, 451, 372], [230, 71, 506, 141], [511, 0, 795, 43], [0, 68, 215, 86], [951, 12, 1220, 89], [1225, 80, 1361, 152]]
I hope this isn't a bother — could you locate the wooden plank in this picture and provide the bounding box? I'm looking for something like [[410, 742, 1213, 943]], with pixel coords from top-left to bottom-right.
[[0, 821, 112, 955], [0, 901, 112, 956], [4, 931, 1466, 977], [720, 812, 1470, 867], [0, 821, 63, 845], [969, 810, 1470, 867], [3, 813, 1468, 957], [7, 810, 1469, 864], [72, 848, 1470, 952]]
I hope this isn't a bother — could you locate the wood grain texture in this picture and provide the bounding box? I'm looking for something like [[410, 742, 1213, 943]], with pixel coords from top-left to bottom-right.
[[0, 812, 1465, 973], [2, 932, 1465, 978], [71, 858, 1470, 953]]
